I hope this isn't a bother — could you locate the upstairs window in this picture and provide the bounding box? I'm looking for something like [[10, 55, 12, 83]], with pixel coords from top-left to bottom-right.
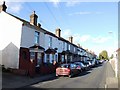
[[35, 31, 40, 44], [49, 37, 52, 48], [67, 43, 69, 50], [69, 44, 70, 50], [63, 42, 65, 50], [74, 47, 75, 52]]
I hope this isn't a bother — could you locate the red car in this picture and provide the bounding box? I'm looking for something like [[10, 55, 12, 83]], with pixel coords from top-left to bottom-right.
[[56, 63, 81, 77]]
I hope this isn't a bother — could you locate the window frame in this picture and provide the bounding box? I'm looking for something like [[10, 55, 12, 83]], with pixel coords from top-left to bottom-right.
[[35, 31, 40, 44]]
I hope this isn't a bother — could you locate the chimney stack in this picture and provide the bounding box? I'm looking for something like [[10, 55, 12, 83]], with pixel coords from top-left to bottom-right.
[[0, 1, 7, 12], [55, 28, 61, 37], [69, 36, 73, 43], [30, 11, 38, 26], [37, 23, 41, 28], [77, 43, 80, 47]]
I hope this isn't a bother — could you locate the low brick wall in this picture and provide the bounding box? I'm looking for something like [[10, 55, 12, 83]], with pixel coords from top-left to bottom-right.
[[39, 64, 58, 75]]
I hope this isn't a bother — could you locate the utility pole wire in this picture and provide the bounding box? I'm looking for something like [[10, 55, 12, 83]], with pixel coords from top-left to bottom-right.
[[44, 2, 61, 28]]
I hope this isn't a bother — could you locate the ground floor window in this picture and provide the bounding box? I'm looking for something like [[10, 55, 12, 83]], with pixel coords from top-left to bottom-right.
[[46, 54, 50, 63], [37, 53, 42, 66], [52, 54, 54, 63], [62, 55, 64, 63], [55, 54, 57, 62], [30, 52, 35, 59]]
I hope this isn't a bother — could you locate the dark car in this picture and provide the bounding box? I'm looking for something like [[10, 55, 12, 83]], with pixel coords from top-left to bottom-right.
[[56, 63, 81, 77], [74, 62, 88, 71]]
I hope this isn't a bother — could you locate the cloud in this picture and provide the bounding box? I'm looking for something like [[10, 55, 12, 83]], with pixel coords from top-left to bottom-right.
[[79, 35, 91, 42], [68, 11, 103, 16], [69, 11, 91, 16], [49, 0, 60, 7], [92, 36, 111, 43], [61, 29, 72, 38], [66, 0, 80, 7]]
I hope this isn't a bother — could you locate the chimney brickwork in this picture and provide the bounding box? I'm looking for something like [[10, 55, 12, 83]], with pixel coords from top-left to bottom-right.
[[69, 36, 73, 43], [0, 1, 7, 12], [30, 11, 38, 26], [55, 28, 61, 37]]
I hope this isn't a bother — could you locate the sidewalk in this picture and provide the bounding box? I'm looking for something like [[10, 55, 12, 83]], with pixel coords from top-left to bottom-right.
[[106, 61, 118, 88], [2, 72, 56, 88]]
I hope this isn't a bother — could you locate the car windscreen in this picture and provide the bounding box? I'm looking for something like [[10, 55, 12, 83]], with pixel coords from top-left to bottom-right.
[[60, 64, 69, 68]]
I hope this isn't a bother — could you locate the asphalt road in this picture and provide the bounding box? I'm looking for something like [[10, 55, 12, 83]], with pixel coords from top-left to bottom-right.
[[26, 61, 108, 89]]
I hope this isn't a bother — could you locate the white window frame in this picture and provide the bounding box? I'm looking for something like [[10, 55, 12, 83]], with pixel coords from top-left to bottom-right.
[[35, 31, 40, 44]]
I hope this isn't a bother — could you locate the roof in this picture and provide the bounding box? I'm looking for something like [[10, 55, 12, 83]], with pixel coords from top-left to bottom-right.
[[45, 48, 57, 54], [116, 48, 120, 52], [29, 44, 45, 50], [3, 11, 91, 55]]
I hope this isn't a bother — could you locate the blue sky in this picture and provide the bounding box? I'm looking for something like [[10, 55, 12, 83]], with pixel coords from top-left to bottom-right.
[[1, 0, 118, 56]]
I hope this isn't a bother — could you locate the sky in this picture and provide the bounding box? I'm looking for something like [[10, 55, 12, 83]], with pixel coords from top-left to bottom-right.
[[0, 0, 119, 56]]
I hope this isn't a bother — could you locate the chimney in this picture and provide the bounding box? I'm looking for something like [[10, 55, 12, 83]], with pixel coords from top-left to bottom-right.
[[37, 23, 41, 28], [77, 43, 80, 47], [0, 1, 7, 12], [30, 11, 38, 26], [69, 36, 73, 43], [55, 28, 61, 37]]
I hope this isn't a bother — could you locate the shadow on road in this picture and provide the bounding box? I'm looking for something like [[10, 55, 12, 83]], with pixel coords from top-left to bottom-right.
[[70, 71, 91, 78]]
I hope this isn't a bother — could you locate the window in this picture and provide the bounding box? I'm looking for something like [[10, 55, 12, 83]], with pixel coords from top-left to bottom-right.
[[35, 31, 40, 44], [30, 52, 35, 59], [63, 42, 65, 50], [62, 55, 64, 62], [67, 43, 69, 50], [52, 54, 54, 63], [74, 47, 75, 52], [69, 44, 70, 50], [49, 37, 52, 48], [37, 53, 42, 65], [55, 54, 57, 61], [46, 54, 50, 63]]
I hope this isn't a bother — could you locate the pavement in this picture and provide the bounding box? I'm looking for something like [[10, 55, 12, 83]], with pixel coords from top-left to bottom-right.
[[1, 61, 119, 89], [2, 72, 56, 89], [105, 61, 118, 88]]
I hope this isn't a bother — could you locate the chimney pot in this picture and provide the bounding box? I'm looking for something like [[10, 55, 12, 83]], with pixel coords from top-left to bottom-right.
[[0, 1, 7, 12], [38, 23, 41, 28], [55, 28, 61, 37], [69, 36, 73, 43], [30, 11, 38, 26]]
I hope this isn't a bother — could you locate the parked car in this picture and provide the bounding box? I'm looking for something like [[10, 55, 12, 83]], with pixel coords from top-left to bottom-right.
[[56, 63, 81, 77], [74, 62, 88, 71], [95, 60, 99, 65], [99, 60, 104, 64]]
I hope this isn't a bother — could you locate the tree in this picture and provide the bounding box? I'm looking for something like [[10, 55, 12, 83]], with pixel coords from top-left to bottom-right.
[[110, 54, 114, 59], [99, 50, 109, 60]]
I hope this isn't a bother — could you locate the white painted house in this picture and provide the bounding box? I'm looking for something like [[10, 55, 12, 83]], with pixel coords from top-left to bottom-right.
[[0, 2, 46, 72], [0, 2, 98, 76]]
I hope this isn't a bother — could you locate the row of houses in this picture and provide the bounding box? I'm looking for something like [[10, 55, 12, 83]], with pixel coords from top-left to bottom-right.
[[0, 2, 97, 75]]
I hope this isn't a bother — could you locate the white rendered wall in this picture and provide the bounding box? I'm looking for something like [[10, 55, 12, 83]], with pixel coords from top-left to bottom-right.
[[44, 34, 59, 63], [0, 51, 2, 64], [0, 11, 23, 69], [20, 26, 45, 48]]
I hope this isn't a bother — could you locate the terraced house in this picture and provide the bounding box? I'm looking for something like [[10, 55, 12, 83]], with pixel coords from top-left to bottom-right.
[[0, 2, 97, 76]]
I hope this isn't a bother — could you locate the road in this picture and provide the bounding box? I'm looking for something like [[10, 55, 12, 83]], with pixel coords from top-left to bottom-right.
[[25, 61, 108, 89]]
